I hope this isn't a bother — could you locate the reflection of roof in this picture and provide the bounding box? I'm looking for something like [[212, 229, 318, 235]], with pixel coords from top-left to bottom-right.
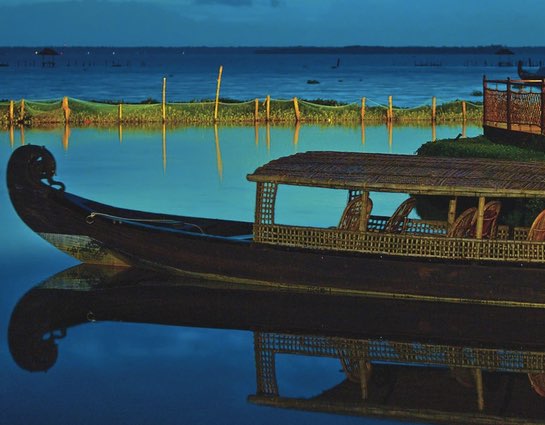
[[37, 48, 59, 56], [247, 152, 545, 197]]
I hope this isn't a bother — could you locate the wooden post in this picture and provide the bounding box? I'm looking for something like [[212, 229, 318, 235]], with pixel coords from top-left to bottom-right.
[[475, 197, 485, 239], [506, 77, 512, 131], [474, 369, 484, 412], [20, 99, 25, 123], [359, 358, 369, 400], [266, 95, 271, 122], [293, 97, 300, 122], [462, 100, 467, 122], [482, 75, 487, 127], [118, 103, 123, 123], [431, 96, 436, 122], [9, 100, 14, 124], [359, 192, 370, 232], [541, 80, 545, 135], [431, 121, 436, 142], [388, 95, 393, 122], [62, 96, 71, 123], [254, 98, 259, 122], [214, 65, 223, 123], [361, 97, 366, 122], [448, 198, 457, 229], [162, 77, 167, 123]]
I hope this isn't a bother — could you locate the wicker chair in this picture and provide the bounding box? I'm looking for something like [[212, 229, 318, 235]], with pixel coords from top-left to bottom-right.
[[528, 209, 545, 241], [447, 207, 477, 238], [384, 197, 416, 233], [338, 196, 373, 231], [471, 201, 501, 239]]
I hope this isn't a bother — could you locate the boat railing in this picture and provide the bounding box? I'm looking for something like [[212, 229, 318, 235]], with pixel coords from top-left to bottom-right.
[[483, 76, 545, 136], [367, 215, 448, 235], [253, 223, 544, 263]]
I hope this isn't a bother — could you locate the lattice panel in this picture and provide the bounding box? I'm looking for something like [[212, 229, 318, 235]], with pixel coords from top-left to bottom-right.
[[511, 91, 541, 126], [255, 332, 545, 373], [254, 223, 545, 263], [484, 88, 507, 123], [254, 182, 278, 225]]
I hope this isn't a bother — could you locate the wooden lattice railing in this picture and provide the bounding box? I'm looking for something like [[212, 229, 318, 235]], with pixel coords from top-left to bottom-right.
[[483, 77, 545, 135]]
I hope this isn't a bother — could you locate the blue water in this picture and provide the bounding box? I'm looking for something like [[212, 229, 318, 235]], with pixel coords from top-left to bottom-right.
[[1, 46, 542, 105], [0, 122, 483, 425]]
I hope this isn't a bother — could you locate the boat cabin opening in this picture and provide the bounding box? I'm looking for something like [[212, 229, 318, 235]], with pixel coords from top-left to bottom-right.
[[247, 151, 545, 263]]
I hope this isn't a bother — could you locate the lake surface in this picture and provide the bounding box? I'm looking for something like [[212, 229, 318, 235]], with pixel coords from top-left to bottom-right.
[[0, 122, 500, 425], [1, 46, 541, 106]]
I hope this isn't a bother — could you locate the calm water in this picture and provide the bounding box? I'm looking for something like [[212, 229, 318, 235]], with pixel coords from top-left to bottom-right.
[[0, 123, 484, 425], [1, 47, 541, 105]]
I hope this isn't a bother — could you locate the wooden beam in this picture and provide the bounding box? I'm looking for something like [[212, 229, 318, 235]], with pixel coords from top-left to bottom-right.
[[448, 198, 457, 229], [359, 192, 370, 232], [475, 196, 485, 239]]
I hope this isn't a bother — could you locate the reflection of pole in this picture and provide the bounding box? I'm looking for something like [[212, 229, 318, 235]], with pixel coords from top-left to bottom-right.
[[9, 125, 14, 148], [214, 124, 223, 181], [266, 123, 271, 153], [431, 121, 436, 142], [118, 124, 123, 144], [62, 124, 70, 150], [387, 122, 393, 152], [162, 123, 167, 173], [20, 125, 25, 145], [254, 123, 259, 146], [214, 66, 223, 123], [293, 122, 300, 149], [462, 121, 467, 138], [361, 122, 365, 146], [162, 77, 167, 123]]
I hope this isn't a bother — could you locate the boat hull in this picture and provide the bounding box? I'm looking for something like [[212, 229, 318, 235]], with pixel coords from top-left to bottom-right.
[[7, 145, 545, 307]]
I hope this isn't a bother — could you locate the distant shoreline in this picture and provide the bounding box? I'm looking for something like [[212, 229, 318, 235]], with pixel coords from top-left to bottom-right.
[[1, 45, 545, 54]]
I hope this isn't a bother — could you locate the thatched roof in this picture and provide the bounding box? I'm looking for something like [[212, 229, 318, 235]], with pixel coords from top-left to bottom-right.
[[247, 151, 545, 198]]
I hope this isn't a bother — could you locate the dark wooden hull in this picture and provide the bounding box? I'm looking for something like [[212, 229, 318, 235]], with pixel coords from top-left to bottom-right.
[[7, 145, 545, 306]]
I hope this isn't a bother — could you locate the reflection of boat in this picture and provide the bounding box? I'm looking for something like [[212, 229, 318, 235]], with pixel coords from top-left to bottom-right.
[[8, 145, 545, 306], [517, 60, 545, 79], [9, 264, 545, 423], [249, 331, 545, 424]]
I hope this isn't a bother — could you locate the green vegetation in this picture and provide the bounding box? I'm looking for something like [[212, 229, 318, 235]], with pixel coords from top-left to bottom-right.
[[0, 97, 482, 127]]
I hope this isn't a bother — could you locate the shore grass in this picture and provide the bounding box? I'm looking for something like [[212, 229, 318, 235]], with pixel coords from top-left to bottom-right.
[[0, 97, 482, 126]]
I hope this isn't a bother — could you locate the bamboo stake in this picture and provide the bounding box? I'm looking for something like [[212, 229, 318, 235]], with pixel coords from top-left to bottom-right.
[[266, 95, 271, 122], [20, 99, 25, 123], [162, 123, 167, 173], [431, 122, 436, 142], [118, 103, 123, 123], [293, 97, 300, 122], [9, 100, 14, 124], [9, 125, 14, 148], [462, 100, 467, 122], [361, 97, 366, 122], [162, 77, 167, 123], [361, 122, 365, 145], [214, 66, 223, 123], [62, 96, 71, 123], [431, 96, 436, 122], [254, 98, 259, 122], [388, 95, 393, 122], [214, 124, 223, 181]]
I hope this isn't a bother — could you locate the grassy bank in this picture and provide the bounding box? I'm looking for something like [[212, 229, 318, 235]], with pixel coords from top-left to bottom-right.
[[0, 97, 482, 126]]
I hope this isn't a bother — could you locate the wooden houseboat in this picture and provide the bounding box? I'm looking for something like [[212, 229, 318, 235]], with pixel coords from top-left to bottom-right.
[[7, 145, 545, 306]]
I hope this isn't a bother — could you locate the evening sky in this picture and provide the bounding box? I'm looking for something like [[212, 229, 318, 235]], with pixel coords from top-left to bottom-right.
[[0, 0, 543, 47]]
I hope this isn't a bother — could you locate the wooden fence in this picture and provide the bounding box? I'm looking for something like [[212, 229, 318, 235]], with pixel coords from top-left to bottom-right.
[[483, 76, 545, 136]]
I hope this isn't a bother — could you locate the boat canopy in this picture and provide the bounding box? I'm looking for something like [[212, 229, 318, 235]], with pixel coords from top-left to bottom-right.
[[247, 151, 545, 198]]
